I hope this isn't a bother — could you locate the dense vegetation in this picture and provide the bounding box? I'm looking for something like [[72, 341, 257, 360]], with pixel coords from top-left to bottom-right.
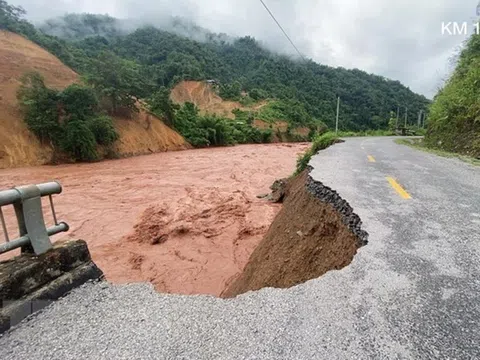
[[17, 72, 118, 161], [425, 34, 480, 158], [2, 1, 432, 160], [70, 26, 429, 131], [2, 4, 430, 130], [174, 102, 272, 147]]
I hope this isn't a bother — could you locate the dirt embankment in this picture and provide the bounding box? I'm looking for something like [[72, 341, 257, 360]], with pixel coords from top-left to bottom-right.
[[0, 30, 189, 169], [222, 169, 368, 297], [112, 111, 188, 156]]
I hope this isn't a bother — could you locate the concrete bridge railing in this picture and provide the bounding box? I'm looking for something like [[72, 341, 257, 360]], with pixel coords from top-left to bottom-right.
[[0, 181, 103, 334], [0, 182, 69, 255]]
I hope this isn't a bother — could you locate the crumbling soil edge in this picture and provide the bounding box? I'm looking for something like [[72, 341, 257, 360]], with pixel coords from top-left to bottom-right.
[[222, 167, 369, 298], [305, 165, 369, 247]]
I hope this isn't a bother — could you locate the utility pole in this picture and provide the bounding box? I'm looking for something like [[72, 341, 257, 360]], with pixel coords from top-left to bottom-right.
[[396, 106, 400, 129], [404, 107, 408, 128], [417, 110, 423, 128], [335, 96, 340, 134]]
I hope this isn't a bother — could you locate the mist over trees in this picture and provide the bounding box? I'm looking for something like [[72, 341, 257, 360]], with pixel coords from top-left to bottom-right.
[[2, 2, 431, 143], [10, 10, 428, 130]]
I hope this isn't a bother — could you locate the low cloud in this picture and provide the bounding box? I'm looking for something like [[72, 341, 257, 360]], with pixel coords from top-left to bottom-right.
[[10, 0, 479, 98]]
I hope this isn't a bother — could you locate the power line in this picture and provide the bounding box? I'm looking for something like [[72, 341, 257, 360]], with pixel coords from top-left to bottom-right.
[[258, 0, 306, 60]]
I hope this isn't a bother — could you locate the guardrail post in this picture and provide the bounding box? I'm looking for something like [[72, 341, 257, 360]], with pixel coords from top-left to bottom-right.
[[13, 185, 53, 255], [0, 182, 68, 256]]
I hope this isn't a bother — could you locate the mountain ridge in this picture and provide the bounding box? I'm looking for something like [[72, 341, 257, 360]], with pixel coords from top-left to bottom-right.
[[33, 13, 430, 131]]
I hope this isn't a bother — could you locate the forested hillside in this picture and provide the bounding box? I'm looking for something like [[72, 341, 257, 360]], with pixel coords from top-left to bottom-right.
[[425, 34, 480, 158], [0, 2, 189, 168], [2, 7, 429, 132]]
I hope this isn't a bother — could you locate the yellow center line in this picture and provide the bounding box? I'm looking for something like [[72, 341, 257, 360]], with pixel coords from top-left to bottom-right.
[[367, 155, 376, 163], [386, 177, 412, 199]]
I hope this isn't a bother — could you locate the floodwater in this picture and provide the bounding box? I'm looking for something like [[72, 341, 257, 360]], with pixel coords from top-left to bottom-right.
[[0, 143, 309, 296]]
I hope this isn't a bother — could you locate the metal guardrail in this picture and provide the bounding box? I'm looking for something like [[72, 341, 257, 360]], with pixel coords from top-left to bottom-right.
[[0, 182, 69, 255]]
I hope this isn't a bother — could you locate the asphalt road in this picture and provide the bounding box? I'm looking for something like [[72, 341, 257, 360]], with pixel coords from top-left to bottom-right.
[[1, 137, 479, 359]]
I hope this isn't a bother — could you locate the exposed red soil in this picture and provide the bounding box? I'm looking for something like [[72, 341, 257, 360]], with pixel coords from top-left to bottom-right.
[[0, 30, 77, 169], [170, 80, 243, 119], [222, 170, 361, 298], [0, 143, 309, 296], [0, 30, 189, 169]]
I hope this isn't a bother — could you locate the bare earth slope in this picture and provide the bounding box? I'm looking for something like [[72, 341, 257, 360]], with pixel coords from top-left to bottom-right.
[[0, 31, 188, 169], [0, 30, 76, 168], [170, 80, 245, 119], [170, 80, 310, 141]]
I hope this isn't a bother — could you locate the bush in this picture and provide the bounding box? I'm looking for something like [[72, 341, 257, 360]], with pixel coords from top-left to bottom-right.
[[239, 95, 255, 107], [60, 84, 98, 118], [196, 115, 233, 146], [249, 88, 268, 101], [174, 103, 272, 147], [17, 71, 120, 162], [257, 100, 311, 126], [336, 131, 358, 137], [17, 72, 62, 143], [219, 81, 242, 100], [61, 120, 98, 161], [87, 115, 119, 145], [230, 121, 272, 144], [146, 87, 179, 126], [295, 132, 339, 175]]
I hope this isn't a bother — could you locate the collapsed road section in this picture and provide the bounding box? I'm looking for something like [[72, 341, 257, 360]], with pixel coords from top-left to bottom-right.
[[223, 168, 368, 297], [0, 142, 368, 305]]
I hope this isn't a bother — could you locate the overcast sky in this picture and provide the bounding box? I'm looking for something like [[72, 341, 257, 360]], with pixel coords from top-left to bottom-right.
[[9, 0, 480, 98]]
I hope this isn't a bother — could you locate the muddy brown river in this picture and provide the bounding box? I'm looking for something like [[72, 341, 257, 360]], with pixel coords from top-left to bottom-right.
[[0, 143, 309, 296]]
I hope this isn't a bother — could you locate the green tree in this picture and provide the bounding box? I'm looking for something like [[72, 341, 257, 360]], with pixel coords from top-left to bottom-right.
[[59, 84, 98, 119], [84, 51, 143, 114], [161, 52, 204, 85], [249, 88, 268, 101], [6, 3, 431, 132], [17, 72, 62, 143], [426, 34, 480, 157], [0, 0, 25, 30], [61, 119, 98, 161], [86, 115, 118, 146], [219, 81, 242, 100], [146, 87, 180, 126], [17, 71, 119, 161]]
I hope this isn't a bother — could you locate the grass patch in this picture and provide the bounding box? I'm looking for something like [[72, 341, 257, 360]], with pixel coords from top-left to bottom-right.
[[295, 132, 340, 175], [395, 138, 480, 166]]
